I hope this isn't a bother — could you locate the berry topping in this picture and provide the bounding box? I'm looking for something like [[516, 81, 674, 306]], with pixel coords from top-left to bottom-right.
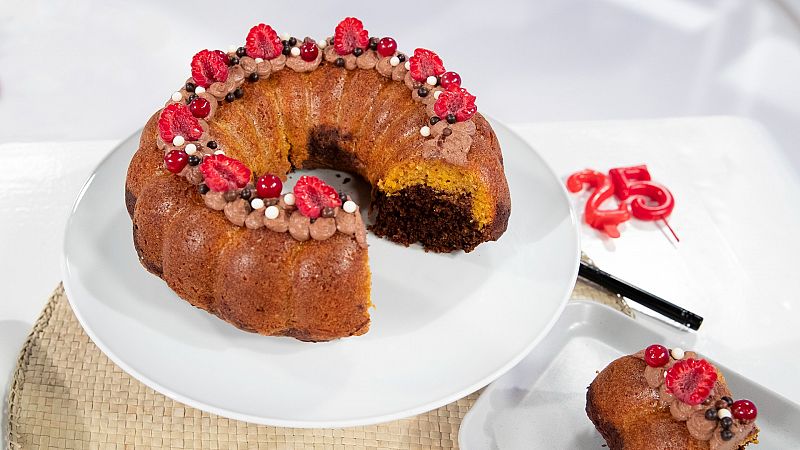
[[158, 103, 203, 143], [256, 174, 283, 198], [245, 24, 284, 60], [293, 175, 342, 219], [664, 358, 718, 406], [334, 17, 369, 55], [164, 150, 188, 174], [198, 154, 251, 192], [434, 85, 477, 122], [731, 399, 758, 421], [377, 37, 397, 57], [440, 71, 462, 89], [644, 344, 670, 367], [190, 49, 229, 88], [299, 41, 319, 62], [188, 97, 211, 119], [409, 48, 445, 82]]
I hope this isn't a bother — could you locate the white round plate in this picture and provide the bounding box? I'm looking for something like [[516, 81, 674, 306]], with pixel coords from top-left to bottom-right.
[[63, 118, 580, 427]]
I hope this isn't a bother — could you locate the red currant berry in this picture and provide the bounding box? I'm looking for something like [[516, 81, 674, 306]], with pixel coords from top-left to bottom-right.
[[644, 344, 670, 367], [164, 150, 188, 173], [188, 97, 211, 118], [440, 71, 461, 89], [731, 399, 757, 421], [377, 37, 397, 57], [300, 42, 319, 62], [256, 174, 282, 198]]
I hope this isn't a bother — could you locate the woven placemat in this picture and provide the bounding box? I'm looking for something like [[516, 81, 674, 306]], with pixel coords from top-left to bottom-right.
[[6, 275, 627, 450]]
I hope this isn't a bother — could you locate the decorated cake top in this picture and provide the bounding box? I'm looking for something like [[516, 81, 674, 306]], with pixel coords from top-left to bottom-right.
[[154, 17, 481, 243], [636, 344, 758, 450]]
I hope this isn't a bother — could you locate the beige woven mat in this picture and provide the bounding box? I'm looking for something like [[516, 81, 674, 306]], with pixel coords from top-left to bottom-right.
[[6, 277, 627, 450]]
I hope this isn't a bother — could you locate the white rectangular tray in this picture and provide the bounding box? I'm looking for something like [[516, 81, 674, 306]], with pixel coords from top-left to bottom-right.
[[459, 301, 800, 449]]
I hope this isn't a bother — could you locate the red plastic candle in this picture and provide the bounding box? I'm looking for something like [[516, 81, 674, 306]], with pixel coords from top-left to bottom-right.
[[566, 169, 631, 238], [609, 165, 674, 221]]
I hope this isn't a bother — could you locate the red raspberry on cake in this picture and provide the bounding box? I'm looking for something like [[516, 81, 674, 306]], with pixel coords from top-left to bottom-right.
[[664, 358, 718, 405], [158, 103, 203, 143], [199, 154, 252, 192], [434, 85, 477, 122], [246, 24, 284, 60], [409, 48, 445, 83], [191, 49, 229, 88], [293, 176, 342, 219], [334, 17, 369, 55]]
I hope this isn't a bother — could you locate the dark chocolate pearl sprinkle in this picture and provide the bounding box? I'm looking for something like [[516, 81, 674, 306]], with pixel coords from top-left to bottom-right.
[[353, 47, 363, 57], [721, 429, 734, 441], [335, 58, 345, 67], [715, 400, 728, 409], [721, 417, 733, 429], [397, 53, 406, 62], [240, 188, 252, 200], [187, 93, 198, 103], [223, 190, 238, 202], [288, 37, 297, 47], [187, 155, 201, 166], [721, 396, 734, 407], [442, 128, 453, 137], [430, 116, 440, 125], [369, 37, 378, 50], [236, 47, 247, 57], [329, 37, 335, 45], [704, 408, 717, 420], [446, 114, 457, 124], [282, 43, 291, 56], [185, 81, 196, 93], [229, 56, 240, 66], [417, 87, 428, 97], [234, 87, 244, 99], [339, 191, 348, 204], [225, 92, 235, 103], [321, 207, 335, 218], [248, 72, 259, 82], [207, 141, 218, 149], [198, 184, 210, 194]]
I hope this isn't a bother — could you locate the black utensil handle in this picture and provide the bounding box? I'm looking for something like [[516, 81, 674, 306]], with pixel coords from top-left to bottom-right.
[[579, 261, 703, 330]]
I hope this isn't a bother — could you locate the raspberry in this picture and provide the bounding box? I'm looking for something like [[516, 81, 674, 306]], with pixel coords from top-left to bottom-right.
[[409, 48, 445, 82], [664, 358, 718, 406], [158, 103, 203, 143], [164, 150, 188, 174], [246, 24, 284, 60], [199, 154, 252, 192], [191, 49, 229, 88], [334, 17, 369, 55], [256, 174, 282, 198], [644, 344, 670, 367], [293, 175, 342, 219], [433, 85, 477, 122]]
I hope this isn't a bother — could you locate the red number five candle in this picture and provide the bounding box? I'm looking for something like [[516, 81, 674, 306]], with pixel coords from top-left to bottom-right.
[[566, 169, 631, 238], [609, 164, 678, 241]]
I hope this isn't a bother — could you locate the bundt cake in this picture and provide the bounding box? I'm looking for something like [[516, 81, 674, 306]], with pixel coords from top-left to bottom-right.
[[586, 344, 760, 449], [125, 18, 511, 341]]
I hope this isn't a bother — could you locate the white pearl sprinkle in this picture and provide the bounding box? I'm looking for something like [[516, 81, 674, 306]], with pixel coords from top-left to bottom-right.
[[228, 44, 238, 53], [404, 61, 411, 70], [171, 91, 183, 102], [264, 205, 280, 220], [318, 38, 327, 49], [172, 136, 185, 147], [254, 57, 264, 63], [670, 347, 685, 360], [194, 86, 206, 94], [433, 90, 442, 99], [343, 200, 358, 214], [283, 193, 296, 206], [290, 46, 301, 57], [184, 143, 197, 155], [718, 408, 732, 419], [420, 126, 431, 137], [280, 32, 291, 41], [389, 56, 400, 67], [426, 75, 437, 86], [214, 149, 225, 155], [250, 198, 265, 210]]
